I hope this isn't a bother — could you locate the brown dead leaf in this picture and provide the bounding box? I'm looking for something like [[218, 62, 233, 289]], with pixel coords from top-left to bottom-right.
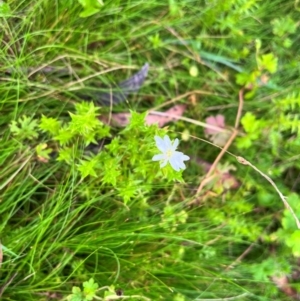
[[188, 93, 197, 106], [147, 104, 186, 127], [99, 104, 186, 128], [271, 275, 299, 300], [205, 115, 225, 135], [205, 114, 230, 147], [195, 158, 240, 190], [37, 156, 50, 163], [100, 113, 131, 127], [260, 73, 269, 85]]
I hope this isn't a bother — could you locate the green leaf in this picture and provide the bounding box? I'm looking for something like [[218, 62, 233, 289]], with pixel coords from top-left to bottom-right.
[[68, 102, 105, 143], [272, 17, 297, 37], [169, 0, 181, 16], [67, 286, 84, 301], [173, 293, 186, 301], [103, 285, 116, 298], [102, 156, 121, 186], [105, 137, 120, 156], [0, 1, 11, 17], [258, 53, 278, 74], [96, 124, 110, 140], [81, 130, 98, 146], [39, 115, 61, 135], [10, 121, 21, 135], [236, 70, 260, 87], [78, 157, 98, 178], [125, 111, 148, 131], [117, 177, 141, 204], [285, 230, 300, 257], [250, 258, 290, 282], [283, 38, 293, 48], [57, 147, 75, 164], [148, 33, 163, 49], [78, 0, 104, 18], [74, 101, 100, 116], [54, 126, 75, 145], [10, 116, 39, 141], [69, 112, 100, 136], [83, 278, 99, 301], [79, 7, 100, 18], [281, 193, 300, 231], [36, 143, 52, 161], [241, 112, 260, 134]]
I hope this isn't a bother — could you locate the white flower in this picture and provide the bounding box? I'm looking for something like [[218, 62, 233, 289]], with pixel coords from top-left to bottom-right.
[[152, 135, 190, 171]]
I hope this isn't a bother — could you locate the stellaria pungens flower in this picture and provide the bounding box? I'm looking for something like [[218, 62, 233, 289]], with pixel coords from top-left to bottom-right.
[[152, 135, 190, 171]]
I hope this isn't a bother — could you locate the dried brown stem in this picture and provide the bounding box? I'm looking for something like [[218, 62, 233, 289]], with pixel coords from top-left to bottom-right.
[[195, 88, 244, 196]]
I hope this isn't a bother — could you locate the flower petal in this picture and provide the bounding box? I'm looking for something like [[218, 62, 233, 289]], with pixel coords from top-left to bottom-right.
[[173, 151, 186, 159], [163, 135, 172, 149], [153, 135, 189, 171], [152, 154, 164, 161], [171, 138, 179, 150], [160, 159, 168, 168], [177, 159, 186, 170], [169, 156, 181, 171], [154, 136, 167, 152], [182, 154, 190, 161], [169, 152, 189, 171]]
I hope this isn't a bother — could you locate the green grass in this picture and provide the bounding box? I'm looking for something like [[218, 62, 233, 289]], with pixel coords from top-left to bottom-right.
[[1, 0, 300, 300]]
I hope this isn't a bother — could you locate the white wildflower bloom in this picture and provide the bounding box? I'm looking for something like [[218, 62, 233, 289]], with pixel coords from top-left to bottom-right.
[[152, 135, 190, 171]]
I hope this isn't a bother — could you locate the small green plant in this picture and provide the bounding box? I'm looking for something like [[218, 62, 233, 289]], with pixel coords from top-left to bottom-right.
[[10, 103, 190, 204], [3, 0, 300, 300], [10, 115, 39, 141], [275, 193, 300, 257], [77, 0, 104, 17], [0, 0, 11, 16], [67, 278, 151, 301], [68, 278, 99, 301], [236, 41, 278, 98]]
